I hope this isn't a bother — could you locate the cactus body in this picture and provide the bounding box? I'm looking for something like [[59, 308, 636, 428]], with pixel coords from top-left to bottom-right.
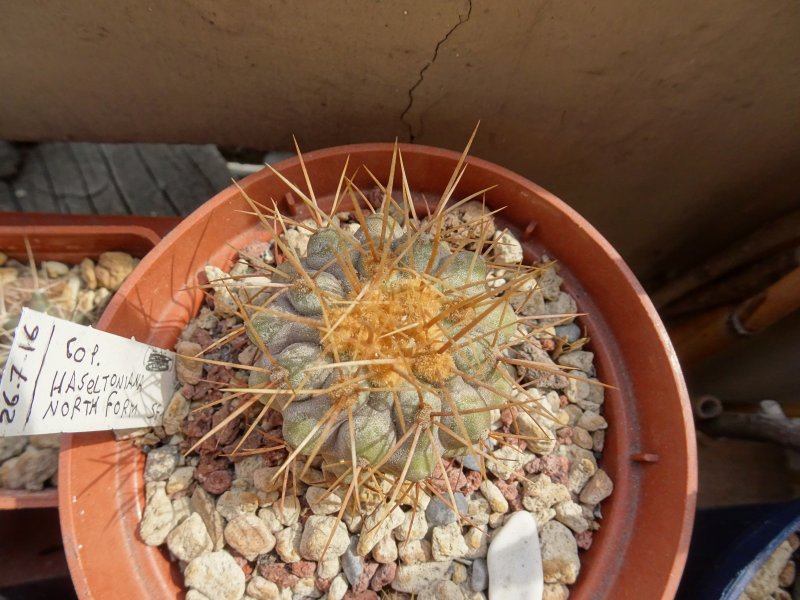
[[246, 213, 518, 481]]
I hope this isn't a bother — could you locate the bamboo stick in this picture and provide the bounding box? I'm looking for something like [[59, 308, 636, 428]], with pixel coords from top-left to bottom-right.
[[653, 208, 800, 309], [670, 265, 800, 367]]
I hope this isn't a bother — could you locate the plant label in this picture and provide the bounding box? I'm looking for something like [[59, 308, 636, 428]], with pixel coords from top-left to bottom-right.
[[0, 308, 176, 436]]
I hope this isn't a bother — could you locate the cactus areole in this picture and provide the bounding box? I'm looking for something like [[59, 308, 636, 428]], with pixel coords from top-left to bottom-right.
[[244, 202, 526, 484]]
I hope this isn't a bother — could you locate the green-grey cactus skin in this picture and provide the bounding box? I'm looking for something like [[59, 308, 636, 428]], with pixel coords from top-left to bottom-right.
[[245, 214, 518, 481]]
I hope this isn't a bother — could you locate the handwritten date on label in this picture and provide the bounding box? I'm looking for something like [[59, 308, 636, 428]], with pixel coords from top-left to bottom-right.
[[0, 308, 176, 436]]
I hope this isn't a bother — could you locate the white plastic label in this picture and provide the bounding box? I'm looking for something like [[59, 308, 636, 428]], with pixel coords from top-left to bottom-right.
[[0, 308, 176, 436]]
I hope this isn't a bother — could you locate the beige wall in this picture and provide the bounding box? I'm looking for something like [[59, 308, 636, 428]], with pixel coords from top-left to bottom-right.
[[1, 0, 799, 285]]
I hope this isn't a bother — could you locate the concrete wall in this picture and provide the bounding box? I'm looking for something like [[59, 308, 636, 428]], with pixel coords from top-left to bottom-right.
[[1, 0, 799, 286]]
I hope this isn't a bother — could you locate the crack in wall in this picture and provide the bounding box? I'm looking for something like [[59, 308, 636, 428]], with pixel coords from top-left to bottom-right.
[[400, 0, 473, 142]]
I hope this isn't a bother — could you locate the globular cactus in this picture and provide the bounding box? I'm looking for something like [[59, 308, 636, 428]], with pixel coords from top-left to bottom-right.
[[244, 208, 523, 484]]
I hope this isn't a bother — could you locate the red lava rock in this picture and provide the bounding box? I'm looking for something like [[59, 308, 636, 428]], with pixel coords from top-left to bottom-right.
[[461, 470, 483, 495], [524, 457, 542, 475], [190, 327, 214, 348], [230, 334, 248, 351], [370, 562, 397, 591], [540, 455, 570, 485], [290, 561, 316, 578], [188, 381, 214, 401], [208, 364, 234, 385], [344, 591, 379, 600], [259, 563, 299, 588], [500, 406, 518, 426], [202, 469, 232, 494], [541, 338, 556, 352], [495, 478, 523, 511], [211, 406, 242, 445], [576, 530, 593, 550], [196, 455, 230, 479], [315, 577, 333, 593], [556, 427, 573, 445], [353, 562, 379, 593], [230, 554, 254, 577], [559, 394, 569, 408]]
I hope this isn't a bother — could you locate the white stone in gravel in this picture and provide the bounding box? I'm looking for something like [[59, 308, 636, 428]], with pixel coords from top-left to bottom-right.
[[398, 539, 433, 564], [593, 430, 606, 452], [234, 455, 265, 484], [185, 591, 212, 600], [480, 480, 509, 513], [317, 557, 340, 579], [140, 481, 175, 546], [554, 501, 590, 533], [167, 513, 212, 561], [343, 509, 363, 533], [567, 457, 597, 495], [357, 504, 404, 555], [172, 496, 192, 527], [392, 562, 454, 594], [275, 523, 303, 563], [372, 534, 398, 563], [577, 410, 607, 431], [464, 527, 490, 559], [184, 551, 245, 600], [257, 507, 284, 533], [523, 475, 570, 527], [306, 486, 343, 515], [579, 469, 614, 505], [432, 522, 469, 561], [563, 404, 583, 426], [204, 265, 237, 316], [292, 577, 319, 599], [487, 511, 543, 600], [216, 488, 259, 521], [543, 583, 570, 600], [191, 487, 225, 551], [0, 437, 28, 462], [224, 513, 276, 560], [272, 495, 301, 526], [143, 445, 179, 482], [176, 340, 204, 385], [556, 350, 594, 373], [421, 580, 467, 600], [493, 230, 524, 264], [544, 292, 577, 318], [572, 426, 594, 450], [540, 520, 580, 584], [394, 509, 428, 541], [253, 466, 283, 493], [300, 515, 349, 560], [166, 465, 195, 495], [489, 512, 507, 528], [327, 574, 348, 600], [246, 575, 280, 600], [486, 445, 536, 480], [467, 497, 491, 528], [163, 391, 190, 435]]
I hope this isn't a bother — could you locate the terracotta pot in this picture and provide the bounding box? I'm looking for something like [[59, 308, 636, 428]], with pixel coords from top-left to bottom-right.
[[59, 144, 697, 599], [0, 223, 163, 510]]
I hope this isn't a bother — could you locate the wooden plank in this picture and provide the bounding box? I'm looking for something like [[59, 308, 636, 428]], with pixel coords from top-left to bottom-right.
[[67, 143, 129, 215], [176, 144, 231, 196], [0, 181, 21, 211], [12, 147, 63, 213], [133, 145, 192, 215], [37, 143, 95, 214], [98, 144, 175, 216]]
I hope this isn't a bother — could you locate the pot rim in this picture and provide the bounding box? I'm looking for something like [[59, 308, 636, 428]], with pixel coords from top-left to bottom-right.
[[60, 142, 697, 600]]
